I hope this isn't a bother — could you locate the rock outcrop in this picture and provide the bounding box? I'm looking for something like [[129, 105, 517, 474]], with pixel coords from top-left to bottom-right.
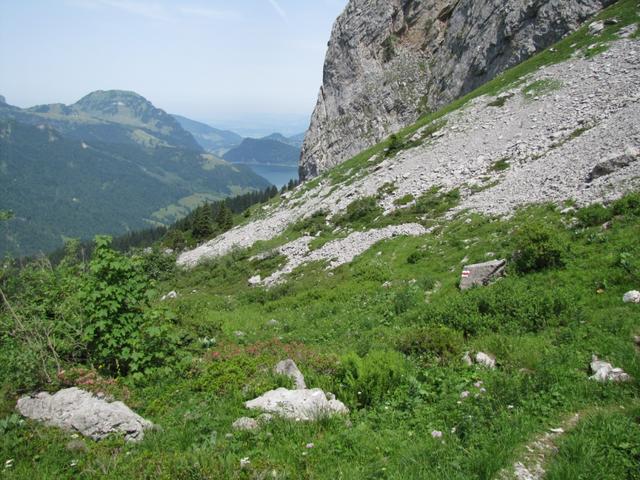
[[460, 259, 506, 290], [274, 359, 307, 390], [16, 388, 153, 442], [300, 0, 615, 179]]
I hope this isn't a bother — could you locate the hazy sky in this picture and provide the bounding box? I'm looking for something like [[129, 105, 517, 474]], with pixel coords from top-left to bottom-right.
[[0, 0, 347, 133]]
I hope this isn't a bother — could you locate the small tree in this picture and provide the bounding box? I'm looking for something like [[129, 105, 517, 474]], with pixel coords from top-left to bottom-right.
[[216, 202, 234, 233], [192, 204, 214, 240]]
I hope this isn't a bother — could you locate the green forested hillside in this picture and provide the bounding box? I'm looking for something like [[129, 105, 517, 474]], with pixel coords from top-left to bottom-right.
[[223, 137, 300, 166], [0, 119, 270, 256]]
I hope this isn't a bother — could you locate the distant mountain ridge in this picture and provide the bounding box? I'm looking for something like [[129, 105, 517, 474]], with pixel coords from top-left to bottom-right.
[[172, 114, 243, 156], [223, 136, 300, 167], [0, 91, 270, 256], [0, 90, 201, 151]]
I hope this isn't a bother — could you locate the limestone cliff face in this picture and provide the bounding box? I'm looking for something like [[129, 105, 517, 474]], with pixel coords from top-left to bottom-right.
[[300, 0, 614, 179]]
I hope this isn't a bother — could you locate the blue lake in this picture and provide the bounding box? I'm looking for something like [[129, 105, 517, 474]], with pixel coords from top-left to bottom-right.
[[243, 164, 299, 188]]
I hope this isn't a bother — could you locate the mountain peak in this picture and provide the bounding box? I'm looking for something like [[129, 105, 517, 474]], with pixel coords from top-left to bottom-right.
[[74, 90, 151, 114]]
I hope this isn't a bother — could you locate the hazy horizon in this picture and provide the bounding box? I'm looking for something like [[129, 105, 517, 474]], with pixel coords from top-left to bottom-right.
[[0, 0, 347, 134]]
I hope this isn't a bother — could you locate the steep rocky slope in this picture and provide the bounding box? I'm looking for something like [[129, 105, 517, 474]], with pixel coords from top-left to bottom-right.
[[179, 23, 640, 278], [300, 0, 616, 179]]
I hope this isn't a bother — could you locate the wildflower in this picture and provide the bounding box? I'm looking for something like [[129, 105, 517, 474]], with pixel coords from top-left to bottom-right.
[[460, 390, 470, 399], [5, 459, 14, 469], [480, 387, 487, 393], [507, 405, 514, 410], [305, 443, 314, 449], [431, 430, 443, 439], [450, 427, 457, 434], [240, 457, 250, 469], [474, 381, 483, 388], [70, 460, 78, 467]]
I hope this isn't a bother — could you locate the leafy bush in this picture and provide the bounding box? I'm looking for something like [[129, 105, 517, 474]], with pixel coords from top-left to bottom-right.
[[512, 223, 567, 274], [81, 236, 179, 376], [395, 325, 463, 362], [576, 203, 612, 227], [334, 350, 409, 409]]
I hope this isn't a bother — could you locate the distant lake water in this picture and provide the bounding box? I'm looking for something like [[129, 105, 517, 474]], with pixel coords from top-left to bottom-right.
[[243, 164, 299, 188]]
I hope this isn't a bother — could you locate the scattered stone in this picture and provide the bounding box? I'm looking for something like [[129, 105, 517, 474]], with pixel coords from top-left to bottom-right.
[[160, 290, 178, 301], [619, 24, 638, 39], [475, 352, 496, 369], [267, 319, 280, 327], [274, 359, 307, 390], [65, 439, 88, 452], [240, 457, 251, 469], [382, 281, 392, 288], [232, 417, 259, 431], [634, 335, 640, 346], [588, 20, 605, 36], [623, 290, 640, 304], [460, 259, 506, 290], [234, 331, 246, 338], [248, 275, 262, 286], [245, 388, 348, 421], [589, 355, 630, 382], [16, 388, 153, 442]]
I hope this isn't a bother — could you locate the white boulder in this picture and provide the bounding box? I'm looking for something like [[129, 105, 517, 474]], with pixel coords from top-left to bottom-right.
[[589, 355, 630, 382], [475, 352, 496, 369], [245, 388, 348, 421], [623, 290, 640, 304], [16, 388, 153, 442]]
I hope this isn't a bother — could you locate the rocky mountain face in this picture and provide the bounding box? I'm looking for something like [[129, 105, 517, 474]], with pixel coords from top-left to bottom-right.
[[300, 0, 615, 179]]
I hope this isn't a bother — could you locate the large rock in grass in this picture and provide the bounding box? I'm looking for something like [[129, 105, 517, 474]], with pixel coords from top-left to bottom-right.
[[589, 356, 630, 382], [245, 388, 348, 421], [623, 290, 640, 304], [274, 359, 307, 390], [16, 387, 153, 442], [460, 259, 506, 290]]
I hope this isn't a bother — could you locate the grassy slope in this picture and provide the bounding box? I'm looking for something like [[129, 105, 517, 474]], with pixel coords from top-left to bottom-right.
[[2, 2, 640, 478]]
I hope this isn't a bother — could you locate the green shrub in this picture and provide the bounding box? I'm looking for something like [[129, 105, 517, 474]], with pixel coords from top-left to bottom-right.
[[393, 285, 421, 315], [576, 203, 612, 227], [407, 249, 427, 264], [413, 187, 460, 216], [290, 210, 328, 233], [418, 280, 576, 336], [81, 236, 178, 376], [334, 196, 383, 227], [334, 350, 409, 408], [611, 191, 640, 216], [512, 223, 567, 274], [395, 325, 464, 362]]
